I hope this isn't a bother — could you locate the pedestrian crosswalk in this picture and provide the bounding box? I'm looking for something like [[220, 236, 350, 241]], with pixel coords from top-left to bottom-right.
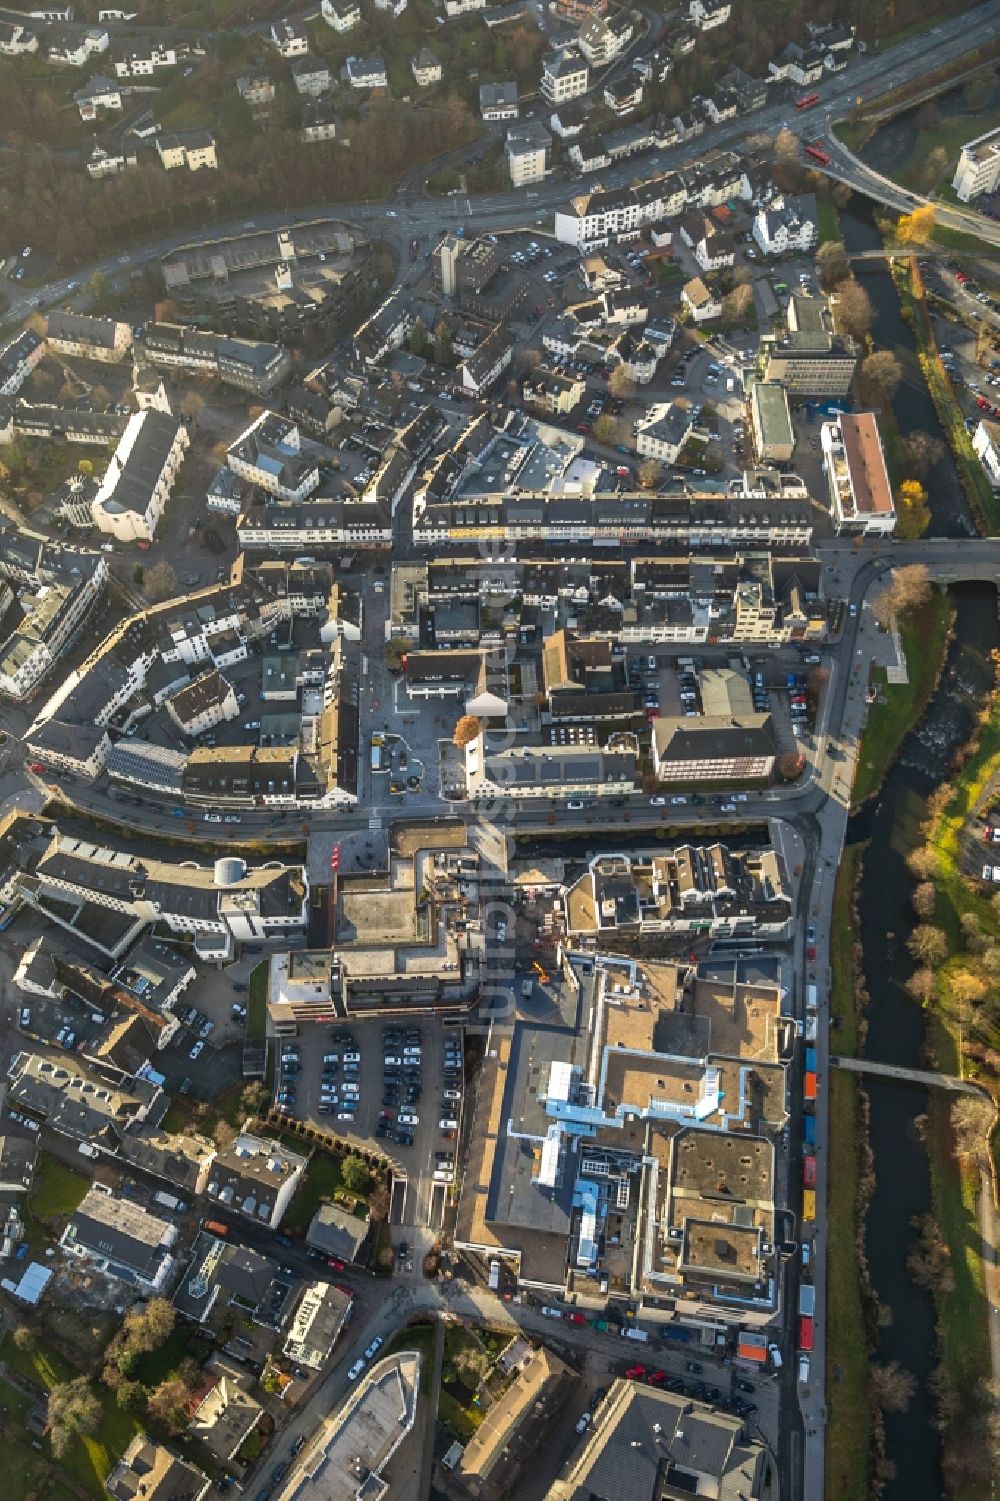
[[368, 816, 382, 831]]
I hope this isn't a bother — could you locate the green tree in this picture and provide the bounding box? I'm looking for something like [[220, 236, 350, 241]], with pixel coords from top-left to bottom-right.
[[341, 1155, 373, 1195], [116, 1380, 148, 1411], [638, 458, 662, 490], [146, 1377, 189, 1432], [433, 319, 453, 366], [816, 239, 849, 290], [12, 1326, 35, 1353], [88, 270, 111, 313], [385, 637, 412, 671], [47, 1377, 101, 1458]]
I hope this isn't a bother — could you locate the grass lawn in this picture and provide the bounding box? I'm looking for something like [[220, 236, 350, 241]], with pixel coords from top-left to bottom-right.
[[825, 1072, 871, 1501], [892, 103, 1000, 193], [1, 1330, 76, 1390], [817, 196, 840, 246], [931, 222, 1000, 256], [75, 1403, 143, 1500], [0, 1332, 142, 1500], [0, 1381, 79, 1501], [830, 843, 865, 1056], [825, 839, 871, 1500], [133, 1327, 198, 1390], [851, 588, 952, 808], [438, 1388, 483, 1440], [929, 704, 1000, 947], [29, 1152, 90, 1225], [282, 1152, 346, 1236], [382, 1318, 436, 1363], [443, 1324, 492, 1387], [832, 118, 875, 154]]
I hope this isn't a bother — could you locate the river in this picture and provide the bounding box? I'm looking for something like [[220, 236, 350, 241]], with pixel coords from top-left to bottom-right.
[[845, 581, 1000, 1498]]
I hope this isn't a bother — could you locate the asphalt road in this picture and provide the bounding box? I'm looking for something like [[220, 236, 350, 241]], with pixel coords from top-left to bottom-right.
[[2, 2, 999, 331]]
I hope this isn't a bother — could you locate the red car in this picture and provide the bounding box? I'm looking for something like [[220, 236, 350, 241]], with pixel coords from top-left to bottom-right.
[[647, 1370, 668, 1384], [625, 1365, 646, 1380], [28, 762, 45, 774], [956, 271, 969, 283], [566, 1312, 586, 1325], [326, 1256, 346, 1271], [334, 1282, 354, 1298], [807, 946, 817, 961]]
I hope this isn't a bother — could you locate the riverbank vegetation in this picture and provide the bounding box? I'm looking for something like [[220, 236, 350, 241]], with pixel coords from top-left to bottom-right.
[[826, 844, 876, 1501], [892, 257, 1000, 534], [884, 79, 1000, 194], [897, 655, 1000, 1494], [851, 575, 953, 808]]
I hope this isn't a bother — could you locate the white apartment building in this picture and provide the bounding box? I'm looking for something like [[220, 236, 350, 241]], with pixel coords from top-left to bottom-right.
[[689, 0, 730, 28], [0, 22, 38, 54], [541, 49, 589, 104], [578, 11, 634, 66], [635, 403, 693, 463], [62, 1190, 177, 1292], [0, 570, 108, 702], [320, 0, 360, 30], [345, 54, 387, 88], [91, 411, 189, 543], [820, 412, 897, 536], [506, 119, 550, 186], [270, 20, 309, 56], [74, 73, 122, 118], [753, 194, 818, 256], [465, 734, 638, 800], [973, 418, 1000, 490], [156, 130, 217, 171], [206, 1133, 307, 1229], [0, 329, 45, 394], [165, 670, 239, 737], [952, 126, 1000, 202], [113, 41, 176, 76]]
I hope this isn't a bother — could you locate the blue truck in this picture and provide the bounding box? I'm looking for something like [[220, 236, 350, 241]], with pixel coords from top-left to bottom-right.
[[805, 1047, 817, 1074], [803, 1114, 816, 1147]]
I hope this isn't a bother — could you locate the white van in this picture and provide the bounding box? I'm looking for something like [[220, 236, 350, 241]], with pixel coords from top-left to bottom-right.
[[769, 1343, 783, 1369]]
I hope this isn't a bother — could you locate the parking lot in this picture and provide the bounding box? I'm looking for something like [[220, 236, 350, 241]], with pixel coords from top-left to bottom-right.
[[273, 1015, 465, 1227]]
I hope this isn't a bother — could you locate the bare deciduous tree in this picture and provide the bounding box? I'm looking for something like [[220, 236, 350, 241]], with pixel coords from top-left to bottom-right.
[[950, 1094, 994, 1169], [869, 1360, 917, 1413], [869, 565, 932, 629], [907, 923, 947, 966]]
